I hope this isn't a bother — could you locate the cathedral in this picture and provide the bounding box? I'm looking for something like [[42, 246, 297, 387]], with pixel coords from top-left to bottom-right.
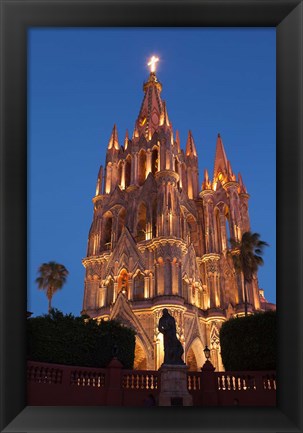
[[82, 57, 274, 371]]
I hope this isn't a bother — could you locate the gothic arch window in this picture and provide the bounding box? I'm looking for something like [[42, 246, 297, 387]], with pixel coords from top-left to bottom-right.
[[133, 271, 145, 300], [215, 207, 222, 252], [180, 208, 186, 239], [224, 205, 231, 248], [117, 207, 126, 240], [152, 199, 157, 238], [187, 167, 193, 199], [102, 211, 113, 251], [105, 162, 112, 194], [106, 278, 114, 306], [138, 149, 147, 185], [118, 269, 128, 297], [181, 163, 188, 194], [175, 158, 181, 189], [125, 156, 131, 188], [118, 161, 123, 188], [156, 257, 164, 296], [136, 202, 147, 242], [151, 147, 159, 175], [186, 214, 198, 253], [167, 191, 172, 211]]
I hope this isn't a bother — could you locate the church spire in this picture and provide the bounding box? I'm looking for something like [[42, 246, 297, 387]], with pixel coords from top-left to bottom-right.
[[107, 124, 120, 150], [213, 133, 228, 179], [124, 129, 129, 149], [238, 172, 248, 194], [160, 101, 170, 126], [213, 133, 236, 184], [135, 57, 171, 141], [175, 130, 181, 152], [202, 169, 212, 191], [185, 130, 197, 157]]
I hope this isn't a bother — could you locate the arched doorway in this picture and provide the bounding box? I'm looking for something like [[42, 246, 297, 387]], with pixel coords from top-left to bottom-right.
[[186, 337, 205, 371], [133, 338, 147, 370], [186, 347, 198, 371]]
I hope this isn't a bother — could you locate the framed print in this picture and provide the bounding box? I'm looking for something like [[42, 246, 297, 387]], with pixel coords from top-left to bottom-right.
[[1, 1, 302, 432]]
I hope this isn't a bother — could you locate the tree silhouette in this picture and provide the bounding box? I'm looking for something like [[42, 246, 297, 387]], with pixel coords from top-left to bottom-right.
[[36, 261, 69, 313], [230, 232, 268, 316]]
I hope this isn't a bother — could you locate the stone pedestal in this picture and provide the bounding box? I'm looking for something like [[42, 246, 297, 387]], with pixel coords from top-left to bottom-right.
[[158, 364, 193, 406]]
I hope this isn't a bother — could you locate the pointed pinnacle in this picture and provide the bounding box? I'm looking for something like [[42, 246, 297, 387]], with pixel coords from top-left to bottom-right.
[[124, 130, 129, 149], [204, 168, 209, 183], [175, 130, 180, 149], [202, 169, 212, 190], [213, 133, 228, 179], [186, 130, 197, 157], [108, 124, 119, 150], [162, 101, 170, 126], [238, 173, 247, 193], [98, 165, 103, 179]]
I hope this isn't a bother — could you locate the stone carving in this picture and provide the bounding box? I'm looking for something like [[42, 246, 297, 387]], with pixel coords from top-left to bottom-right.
[[206, 260, 219, 274], [158, 309, 185, 365]]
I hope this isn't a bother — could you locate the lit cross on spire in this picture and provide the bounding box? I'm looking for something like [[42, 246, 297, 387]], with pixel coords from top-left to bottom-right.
[[148, 55, 159, 73]]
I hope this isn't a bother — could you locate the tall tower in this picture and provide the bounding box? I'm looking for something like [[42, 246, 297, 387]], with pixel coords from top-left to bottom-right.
[[82, 59, 273, 371]]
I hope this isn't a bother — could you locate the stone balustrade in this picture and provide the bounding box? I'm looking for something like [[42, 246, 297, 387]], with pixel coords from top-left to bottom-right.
[[27, 360, 276, 407]]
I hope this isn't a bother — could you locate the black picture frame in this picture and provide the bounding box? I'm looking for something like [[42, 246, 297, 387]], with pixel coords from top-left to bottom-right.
[[1, 1, 302, 432]]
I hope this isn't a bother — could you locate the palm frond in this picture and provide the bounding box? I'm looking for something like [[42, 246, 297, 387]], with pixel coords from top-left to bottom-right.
[[36, 261, 69, 312]]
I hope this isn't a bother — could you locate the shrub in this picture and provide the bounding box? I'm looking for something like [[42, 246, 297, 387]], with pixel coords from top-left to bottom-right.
[[219, 311, 276, 371], [27, 309, 136, 368]]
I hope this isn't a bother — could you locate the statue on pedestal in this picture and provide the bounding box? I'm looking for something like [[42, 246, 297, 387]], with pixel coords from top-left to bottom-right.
[[158, 308, 185, 365]]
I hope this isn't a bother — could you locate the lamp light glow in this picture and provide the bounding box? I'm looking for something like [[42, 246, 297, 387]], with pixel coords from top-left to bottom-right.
[[204, 345, 211, 360]]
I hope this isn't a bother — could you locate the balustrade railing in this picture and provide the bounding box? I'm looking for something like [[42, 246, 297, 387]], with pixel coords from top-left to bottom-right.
[[262, 373, 276, 390], [27, 361, 276, 406], [216, 373, 256, 391], [187, 372, 201, 391], [27, 364, 63, 384], [70, 369, 106, 388], [216, 371, 276, 391], [122, 370, 159, 390]]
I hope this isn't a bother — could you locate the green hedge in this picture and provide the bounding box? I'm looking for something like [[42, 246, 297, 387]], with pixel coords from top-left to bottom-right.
[[27, 309, 136, 368], [219, 311, 276, 371]]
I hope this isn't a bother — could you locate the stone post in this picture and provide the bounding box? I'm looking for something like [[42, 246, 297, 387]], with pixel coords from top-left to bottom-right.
[[158, 365, 193, 406], [105, 357, 123, 406], [200, 360, 218, 406]]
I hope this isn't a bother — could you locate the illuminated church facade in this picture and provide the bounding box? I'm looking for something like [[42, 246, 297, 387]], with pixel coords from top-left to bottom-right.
[[82, 58, 274, 371]]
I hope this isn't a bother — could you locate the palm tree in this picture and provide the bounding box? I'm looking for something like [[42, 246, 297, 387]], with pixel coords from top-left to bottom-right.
[[36, 261, 69, 313], [230, 232, 268, 316]]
